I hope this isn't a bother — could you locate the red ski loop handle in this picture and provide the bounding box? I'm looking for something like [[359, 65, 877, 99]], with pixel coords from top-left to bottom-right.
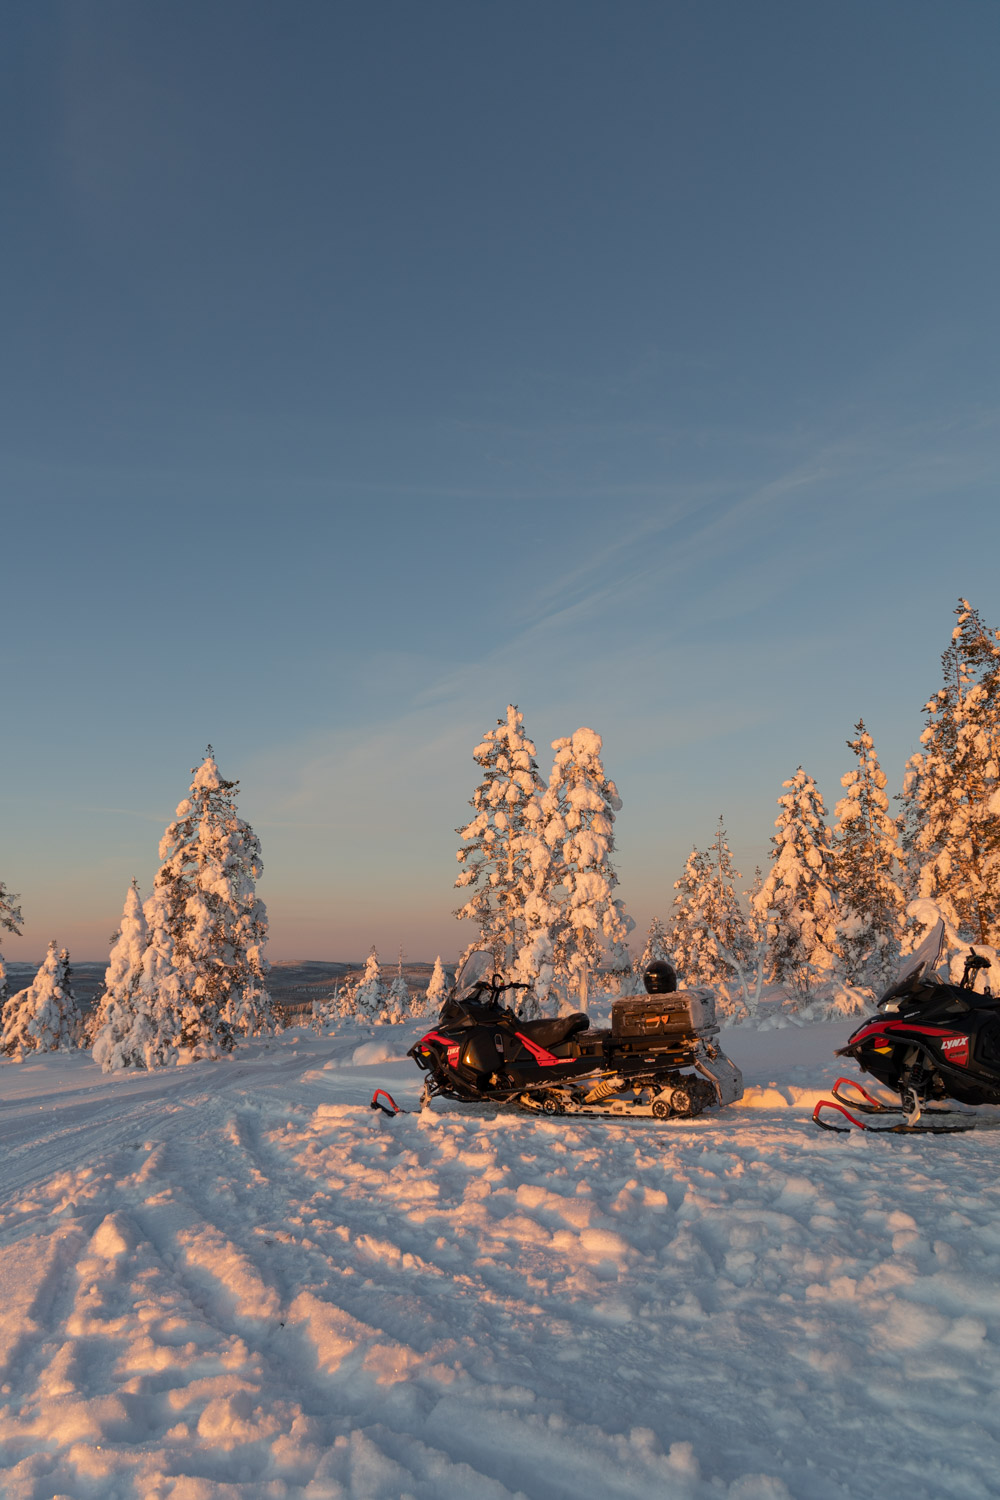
[[370, 1089, 404, 1117], [832, 1076, 891, 1111], [813, 1098, 867, 1133]]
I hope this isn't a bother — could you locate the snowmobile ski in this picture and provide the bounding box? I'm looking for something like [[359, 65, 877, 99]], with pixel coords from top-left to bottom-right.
[[812, 1096, 976, 1134], [829, 1076, 967, 1117]]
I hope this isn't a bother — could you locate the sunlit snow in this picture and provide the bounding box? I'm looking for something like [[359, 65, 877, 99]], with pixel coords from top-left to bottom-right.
[[2, 1022, 1000, 1498]]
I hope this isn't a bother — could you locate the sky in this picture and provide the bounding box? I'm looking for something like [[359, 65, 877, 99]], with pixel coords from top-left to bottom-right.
[[3, 1, 999, 964]]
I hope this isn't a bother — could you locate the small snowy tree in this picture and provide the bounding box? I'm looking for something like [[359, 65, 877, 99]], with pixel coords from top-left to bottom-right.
[[733, 867, 769, 1020], [539, 727, 631, 1005], [385, 949, 411, 1022], [753, 767, 839, 998], [638, 915, 672, 972], [0, 879, 24, 1007], [667, 823, 751, 999], [91, 880, 156, 1071], [455, 705, 547, 973], [422, 955, 448, 1015], [899, 600, 1000, 946], [1, 942, 81, 1058], [833, 720, 904, 991], [351, 946, 388, 1022], [668, 847, 715, 985]]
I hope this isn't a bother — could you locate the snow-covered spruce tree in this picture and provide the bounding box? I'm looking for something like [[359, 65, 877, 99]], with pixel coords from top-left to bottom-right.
[[899, 600, 1000, 946], [454, 705, 546, 975], [833, 720, 904, 991], [638, 915, 671, 972], [539, 728, 631, 1005], [736, 868, 769, 1020], [752, 767, 839, 998], [351, 946, 388, 1022], [385, 950, 411, 1022], [426, 955, 448, 1005], [668, 847, 715, 985], [150, 749, 277, 1055], [0, 879, 24, 1007], [91, 879, 156, 1070], [1, 941, 81, 1058], [666, 825, 751, 1006]]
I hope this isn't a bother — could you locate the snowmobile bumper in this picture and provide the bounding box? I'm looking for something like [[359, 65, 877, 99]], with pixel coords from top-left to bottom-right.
[[694, 1040, 743, 1106]]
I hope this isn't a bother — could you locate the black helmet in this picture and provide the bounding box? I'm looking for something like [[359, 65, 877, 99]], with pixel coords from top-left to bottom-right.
[[643, 959, 677, 995]]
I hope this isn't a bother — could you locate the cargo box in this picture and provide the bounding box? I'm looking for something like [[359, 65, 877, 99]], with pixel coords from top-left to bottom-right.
[[611, 989, 716, 1039]]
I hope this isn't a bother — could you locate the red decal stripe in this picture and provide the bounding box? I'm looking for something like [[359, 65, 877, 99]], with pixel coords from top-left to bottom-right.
[[515, 1031, 561, 1066]]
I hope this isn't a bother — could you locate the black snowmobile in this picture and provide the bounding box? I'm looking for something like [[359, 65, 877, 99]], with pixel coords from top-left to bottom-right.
[[393, 951, 742, 1120], [814, 919, 1000, 1134]]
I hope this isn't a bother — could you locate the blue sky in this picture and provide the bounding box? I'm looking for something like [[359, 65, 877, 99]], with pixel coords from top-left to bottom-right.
[[3, 2, 999, 962]]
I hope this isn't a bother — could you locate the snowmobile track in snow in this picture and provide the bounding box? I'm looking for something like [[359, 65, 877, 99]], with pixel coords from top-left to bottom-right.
[[3, 1024, 1000, 1499]]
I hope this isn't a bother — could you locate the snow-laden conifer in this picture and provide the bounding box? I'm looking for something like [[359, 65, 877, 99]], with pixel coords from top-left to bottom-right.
[[638, 915, 671, 972], [540, 728, 630, 1004], [1, 941, 81, 1058], [419, 954, 448, 1017], [385, 950, 411, 1022], [667, 826, 752, 995], [91, 880, 156, 1071], [0, 879, 23, 1007], [668, 847, 715, 985], [753, 768, 839, 997], [351, 946, 388, 1022], [152, 749, 277, 1055], [455, 705, 546, 974], [899, 600, 1000, 945], [833, 720, 904, 991]]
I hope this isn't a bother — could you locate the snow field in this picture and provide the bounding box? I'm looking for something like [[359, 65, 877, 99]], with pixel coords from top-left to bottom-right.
[[1, 1023, 1000, 1498]]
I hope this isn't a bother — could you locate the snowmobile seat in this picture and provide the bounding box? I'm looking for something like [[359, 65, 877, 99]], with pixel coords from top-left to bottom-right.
[[515, 1013, 590, 1048]]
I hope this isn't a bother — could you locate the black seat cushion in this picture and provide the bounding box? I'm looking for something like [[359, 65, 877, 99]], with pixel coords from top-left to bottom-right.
[[515, 1013, 590, 1049]]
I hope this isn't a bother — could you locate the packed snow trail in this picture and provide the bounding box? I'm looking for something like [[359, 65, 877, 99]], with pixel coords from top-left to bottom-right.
[[1, 1024, 1000, 1498]]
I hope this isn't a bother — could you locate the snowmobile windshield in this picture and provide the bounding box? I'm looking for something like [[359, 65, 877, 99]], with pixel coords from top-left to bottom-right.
[[878, 918, 945, 1008], [454, 950, 494, 1001]]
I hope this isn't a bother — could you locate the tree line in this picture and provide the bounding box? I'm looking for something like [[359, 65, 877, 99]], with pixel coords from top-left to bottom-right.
[[1, 597, 997, 1058]]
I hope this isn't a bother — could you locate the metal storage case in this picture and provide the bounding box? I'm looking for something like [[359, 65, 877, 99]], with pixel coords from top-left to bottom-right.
[[611, 990, 716, 1039]]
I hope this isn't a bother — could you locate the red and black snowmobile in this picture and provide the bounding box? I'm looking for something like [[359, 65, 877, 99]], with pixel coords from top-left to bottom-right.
[[393, 951, 742, 1120], [814, 920, 1000, 1134]]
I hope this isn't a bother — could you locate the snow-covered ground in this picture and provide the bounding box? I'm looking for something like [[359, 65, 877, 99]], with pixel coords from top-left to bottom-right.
[[2, 1021, 1000, 1499]]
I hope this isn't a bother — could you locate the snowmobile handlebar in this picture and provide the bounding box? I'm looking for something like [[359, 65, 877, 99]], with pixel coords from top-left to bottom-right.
[[961, 951, 992, 989]]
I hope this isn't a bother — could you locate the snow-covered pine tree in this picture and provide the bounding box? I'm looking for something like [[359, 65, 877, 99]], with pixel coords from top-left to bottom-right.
[[541, 728, 630, 1005], [423, 954, 448, 1014], [454, 705, 546, 975], [667, 824, 752, 994], [352, 946, 388, 1021], [833, 720, 904, 991], [1, 941, 81, 1058], [735, 867, 769, 1019], [152, 748, 277, 1055], [899, 600, 1000, 946], [385, 949, 411, 1022], [0, 879, 23, 1007], [668, 847, 714, 985], [752, 767, 839, 998], [638, 915, 671, 971], [91, 879, 157, 1071]]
